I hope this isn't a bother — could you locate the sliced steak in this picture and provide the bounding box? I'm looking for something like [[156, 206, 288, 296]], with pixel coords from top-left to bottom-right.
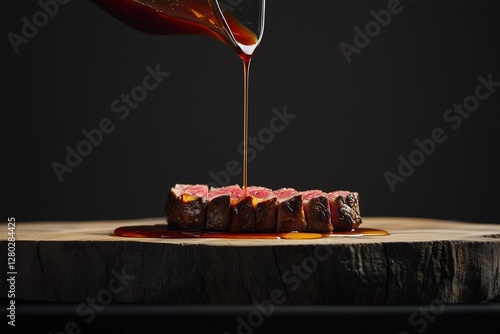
[[165, 184, 208, 230], [302, 190, 332, 232], [206, 185, 235, 231], [327, 191, 362, 231], [247, 186, 277, 232], [274, 188, 307, 232], [165, 184, 363, 233], [229, 185, 255, 232]]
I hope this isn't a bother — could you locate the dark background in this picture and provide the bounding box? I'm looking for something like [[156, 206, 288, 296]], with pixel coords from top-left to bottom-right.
[[3, 0, 500, 224]]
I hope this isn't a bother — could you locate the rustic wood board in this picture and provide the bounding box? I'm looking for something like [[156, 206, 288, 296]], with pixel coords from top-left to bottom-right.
[[1, 217, 499, 305]]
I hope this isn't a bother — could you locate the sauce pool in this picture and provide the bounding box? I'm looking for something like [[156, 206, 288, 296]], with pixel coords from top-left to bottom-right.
[[114, 225, 390, 239]]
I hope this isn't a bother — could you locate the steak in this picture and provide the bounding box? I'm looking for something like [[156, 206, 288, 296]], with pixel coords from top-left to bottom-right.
[[327, 191, 362, 231], [205, 185, 233, 231], [205, 184, 255, 232], [228, 185, 255, 232], [165, 184, 208, 230], [302, 190, 332, 232], [247, 186, 277, 232], [274, 188, 307, 232], [164, 184, 363, 233]]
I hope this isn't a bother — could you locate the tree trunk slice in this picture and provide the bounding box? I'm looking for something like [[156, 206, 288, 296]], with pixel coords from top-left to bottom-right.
[[1, 217, 499, 305]]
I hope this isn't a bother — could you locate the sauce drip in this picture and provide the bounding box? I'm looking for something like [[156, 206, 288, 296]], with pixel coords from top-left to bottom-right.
[[242, 57, 250, 194], [114, 225, 390, 239]]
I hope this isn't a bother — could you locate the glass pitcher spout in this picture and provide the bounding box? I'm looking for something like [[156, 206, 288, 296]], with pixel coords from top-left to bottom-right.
[[215, 0, 265, 58], [90, 0, 265, 59]]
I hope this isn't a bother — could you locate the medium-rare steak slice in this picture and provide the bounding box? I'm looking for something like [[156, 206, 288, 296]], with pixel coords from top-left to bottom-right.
[[247, 186, 277, 232], [274, 188, 307, 232], [302, 190, 332, 232], [327, 191, 362, 231], [205, 185, 234, 231], [229, 185, 255, 232], [165, 184, 208, 230]]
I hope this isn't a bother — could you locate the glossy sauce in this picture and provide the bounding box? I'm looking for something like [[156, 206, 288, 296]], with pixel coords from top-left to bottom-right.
[[114, 225, 390, 239], [90, 0, 258, 58]]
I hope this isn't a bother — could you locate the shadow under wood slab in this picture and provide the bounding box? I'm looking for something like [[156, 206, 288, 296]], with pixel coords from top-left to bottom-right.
[[1, 217, 499, 305]]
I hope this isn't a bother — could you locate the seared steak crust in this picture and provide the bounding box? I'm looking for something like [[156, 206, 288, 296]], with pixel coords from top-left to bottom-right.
[[303, 190, 332, 232], [247, 186, 277, 232], [274, 188, 307, 232], [231, 195, 256, 232], [206, 193, 231, 231], [165, 184, 208, 230], [328, 191, 362, 231]]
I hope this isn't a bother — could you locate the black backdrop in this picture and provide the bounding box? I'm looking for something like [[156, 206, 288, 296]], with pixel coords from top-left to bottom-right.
[[3, 0, 500, 224]]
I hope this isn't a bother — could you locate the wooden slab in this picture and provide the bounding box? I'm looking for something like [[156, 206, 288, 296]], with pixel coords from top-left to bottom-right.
[[1, 217, 499, 305]]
